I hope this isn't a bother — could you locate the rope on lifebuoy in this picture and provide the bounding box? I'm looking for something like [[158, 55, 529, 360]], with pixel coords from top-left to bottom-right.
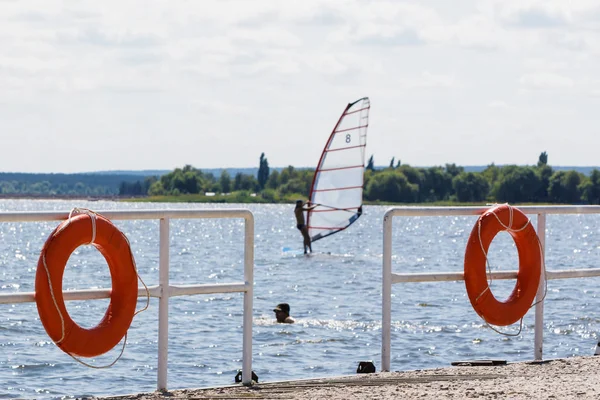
[[36, 208, 149, 368], [464, 203, 546, 329]]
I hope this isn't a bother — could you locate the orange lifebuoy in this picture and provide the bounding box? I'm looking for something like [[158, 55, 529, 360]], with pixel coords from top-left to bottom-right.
[[464, 204, 542, 326], [35, 211, 138, 357]]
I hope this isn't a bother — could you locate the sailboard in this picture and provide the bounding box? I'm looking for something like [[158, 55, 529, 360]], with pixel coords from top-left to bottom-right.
[[306, 97, 370, 242]]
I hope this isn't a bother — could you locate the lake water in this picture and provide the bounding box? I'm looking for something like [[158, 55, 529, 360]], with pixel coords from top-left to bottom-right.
[[1, 200, 599, 399]]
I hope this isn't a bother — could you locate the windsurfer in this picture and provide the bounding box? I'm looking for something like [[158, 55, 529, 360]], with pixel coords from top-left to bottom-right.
[[294, 200, 318, 254]]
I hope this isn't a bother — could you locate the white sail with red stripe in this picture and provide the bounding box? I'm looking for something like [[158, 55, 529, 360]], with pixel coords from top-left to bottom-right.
[[307, 97, 370, 242]]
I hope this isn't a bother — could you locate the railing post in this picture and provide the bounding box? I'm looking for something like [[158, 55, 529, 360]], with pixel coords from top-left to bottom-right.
[[534, 213, 547, 361], [157, 217, 170, 391], [382, 210, 393, 372], [242, 212, 254, 385]]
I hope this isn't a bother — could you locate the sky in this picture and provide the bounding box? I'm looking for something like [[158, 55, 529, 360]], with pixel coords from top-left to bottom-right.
[[1, 0, 600, 173]]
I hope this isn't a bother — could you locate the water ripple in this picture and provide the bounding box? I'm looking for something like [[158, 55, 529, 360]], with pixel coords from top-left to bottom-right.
[[1, 201, 600, 398]]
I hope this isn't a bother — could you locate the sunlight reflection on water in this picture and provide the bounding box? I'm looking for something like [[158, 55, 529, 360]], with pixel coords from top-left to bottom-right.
[[1, 200, 600, 398]]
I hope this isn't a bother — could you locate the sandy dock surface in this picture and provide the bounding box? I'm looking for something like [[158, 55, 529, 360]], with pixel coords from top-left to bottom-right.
[[95, 356, 600, 399]]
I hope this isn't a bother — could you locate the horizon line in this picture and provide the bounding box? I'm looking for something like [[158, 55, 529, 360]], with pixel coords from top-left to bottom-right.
[[2, 164, 600, 176]]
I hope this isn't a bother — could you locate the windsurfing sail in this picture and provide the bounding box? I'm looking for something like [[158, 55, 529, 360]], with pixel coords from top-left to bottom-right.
[[306, 97, 370, 242]]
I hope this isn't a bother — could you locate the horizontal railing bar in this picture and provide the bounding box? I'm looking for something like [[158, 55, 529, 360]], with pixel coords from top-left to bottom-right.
[[0, 282, 247, 304], [393, 271, 464, 283], [0, 209, 253, 223], [392, 270, 514, 283], [384, 205, 600, 218], [391, 268, 600, 283], [7, 269, 594, 304], [0, 286, 159, 304], [7, 205, 595, 223], [546, 269, 600, 279], [169, 283, 248, 297]]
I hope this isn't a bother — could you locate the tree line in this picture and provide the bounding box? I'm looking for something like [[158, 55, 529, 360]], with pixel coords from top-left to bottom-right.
[[120, 152, 600, 205], [0, 172, 150, 196]]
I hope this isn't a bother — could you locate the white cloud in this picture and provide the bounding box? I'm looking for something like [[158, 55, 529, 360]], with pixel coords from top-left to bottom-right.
[[519, 72, 575, 90], [488, 100, 510, 109], [499, 5, 571, 28], [447, 15, 502, 50], [492, 0, 600, 29], [399, 71, 458, 89], [229, 27, 302, 48], [1, 0, 600, 172]]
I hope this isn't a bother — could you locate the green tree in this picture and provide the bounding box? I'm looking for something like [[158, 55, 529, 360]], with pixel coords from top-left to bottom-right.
[[548, 170, 584, 203], [30, 181, 52, 194], [535, 164, 553, 202], [537, 151, 548, 167], [420, 167, 453, 202], [581, 169, 600, 204], [279, 178, 309, 195], [445, 163, 464, 178], [279, 166, 297, 185], [364, 168, 374, 192], [257, 153, 270, 190], [266, 169, 280, 189], [366, 155, 375, 171], [453, 172, 490, 202], [74, 182, 87, 194], [0, 181, 14, 194], [233, 173, 243, 191], [233, 173, 258, 192], [397, 165, 423, 200], [365, 170, 419, 203], [156, 165, 204, 195], [492, 166, 541, 203], [220, 170, 232, 193], [261, 188, 279, 202], [148, 180, 166, 196], [175, 166, 201, 194], [481, 164, 500, 187], [119, 181, 145, 196], [202, 172, 217, 193]]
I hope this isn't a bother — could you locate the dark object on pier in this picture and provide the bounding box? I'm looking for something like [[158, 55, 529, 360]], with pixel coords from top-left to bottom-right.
[[235, 370, 259, 383], [357, 361, 376, 374], [451, 359, 507, 366]]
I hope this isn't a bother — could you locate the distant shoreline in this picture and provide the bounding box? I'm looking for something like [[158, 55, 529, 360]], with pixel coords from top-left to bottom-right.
[[1, 195, 555, 208], [0, 194, 122, 201]]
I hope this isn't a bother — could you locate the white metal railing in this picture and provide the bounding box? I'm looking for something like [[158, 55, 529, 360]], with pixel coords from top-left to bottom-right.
[[382, 205, 600, 372], [0, 209, 255, 390]]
